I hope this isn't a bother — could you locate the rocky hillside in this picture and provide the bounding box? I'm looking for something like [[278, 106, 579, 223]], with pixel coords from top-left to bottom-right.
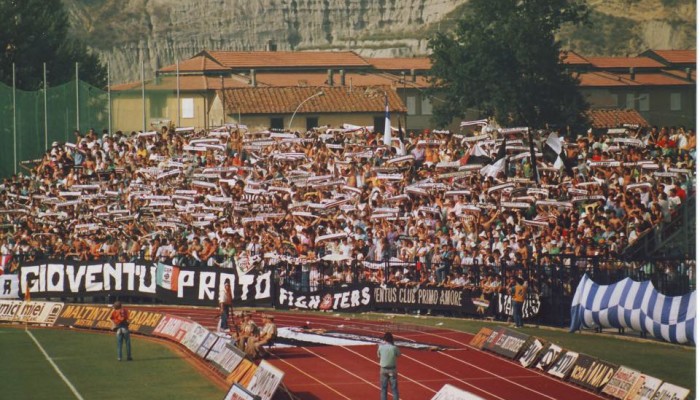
[[63, 0, 696, 83]]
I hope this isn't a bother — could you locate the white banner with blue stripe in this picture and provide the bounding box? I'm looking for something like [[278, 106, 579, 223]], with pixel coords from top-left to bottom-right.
[[569, 274, 695, 345]]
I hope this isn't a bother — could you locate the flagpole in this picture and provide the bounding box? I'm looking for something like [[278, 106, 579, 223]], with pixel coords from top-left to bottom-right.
[[527, 128, 539, 184], [383, 93, 392, 147]]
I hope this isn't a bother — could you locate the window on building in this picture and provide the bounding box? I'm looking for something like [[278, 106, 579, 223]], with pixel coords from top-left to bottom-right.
[[670, 93, 682, 111], [181, 98, 195, 119], [406, 96, 417, 115], [373, 116, 385, 134], [625, 94, 635, 110], [306, 117, 319, 132], [270, 117, 284, 130], [609, 94, 619, 108], [149, 93, 167, 118], [421, 96, 433, 115], [638, 94, 649, 112]]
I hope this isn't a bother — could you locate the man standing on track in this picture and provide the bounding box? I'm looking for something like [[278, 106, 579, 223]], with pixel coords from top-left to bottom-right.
[[511, 277, 526, 328], [110, 301, 132, 361], [377, 331, 400, 400], [219, 281, 233, 332]]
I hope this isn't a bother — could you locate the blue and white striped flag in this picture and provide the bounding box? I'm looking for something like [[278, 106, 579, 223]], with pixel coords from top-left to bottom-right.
[[570, 274, 696, 345], [383, 95, 392, 147]]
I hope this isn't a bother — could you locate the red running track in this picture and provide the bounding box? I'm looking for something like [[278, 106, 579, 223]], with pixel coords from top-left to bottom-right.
[[139, 306, 604, 400]]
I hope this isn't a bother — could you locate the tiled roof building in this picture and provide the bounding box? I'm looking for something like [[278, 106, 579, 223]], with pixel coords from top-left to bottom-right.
[[219, 86, 405, 115], [110, 48, 694, 131], [588, 109, 649, 129]]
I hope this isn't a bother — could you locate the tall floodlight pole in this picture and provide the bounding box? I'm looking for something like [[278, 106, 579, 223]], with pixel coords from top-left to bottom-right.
[[12, 63, 17, 174], [43, 62, 48, 150], [176, 60, 180, 128], [107, 61, 112, 135], [141, 54, 146, 132], [75, 62, 80, 131]]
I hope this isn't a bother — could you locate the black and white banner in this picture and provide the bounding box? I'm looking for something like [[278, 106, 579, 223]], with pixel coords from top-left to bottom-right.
[[20, 261, 273, 307], [519, 338, 546, 367], [536, 343, 563, 371], [547, 350, 579, 379], [0, 274, 20, 299], [277, 284, 371, 311], [495, 293, 541, 320], [373, 286, 478, 312]]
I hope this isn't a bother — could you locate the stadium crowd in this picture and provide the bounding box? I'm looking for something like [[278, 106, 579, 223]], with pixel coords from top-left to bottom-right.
[[0, 121, 695, 300]]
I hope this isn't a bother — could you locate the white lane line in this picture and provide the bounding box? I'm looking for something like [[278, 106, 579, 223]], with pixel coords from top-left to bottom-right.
[[339, 346, 438, 395], [25, 329, 85, 400], [274, 314, 569, 399], [438, 351, 557, 400], [300, 347, 380, 390], [269, 354, 353, 400]]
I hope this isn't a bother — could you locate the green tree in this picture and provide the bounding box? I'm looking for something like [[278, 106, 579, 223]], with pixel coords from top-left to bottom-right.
[[428, 0, 590, 129], [0, 0, 106, 90]]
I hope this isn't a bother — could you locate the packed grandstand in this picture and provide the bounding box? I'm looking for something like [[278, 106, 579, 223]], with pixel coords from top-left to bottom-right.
[[0, 122, 694, 315]]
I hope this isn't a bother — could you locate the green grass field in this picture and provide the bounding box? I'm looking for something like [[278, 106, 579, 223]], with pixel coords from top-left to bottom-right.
[[0, 326, 225, 400]]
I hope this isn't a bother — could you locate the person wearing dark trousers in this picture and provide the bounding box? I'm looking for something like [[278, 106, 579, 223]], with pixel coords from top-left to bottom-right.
[[377, 332, 400, 400], [219, 281, 234, 332], [110, 301, 132, 361], [511, 278, 526, 328]]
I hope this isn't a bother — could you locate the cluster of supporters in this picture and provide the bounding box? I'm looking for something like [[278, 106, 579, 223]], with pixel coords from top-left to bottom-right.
[[0, 122, 695, 299]]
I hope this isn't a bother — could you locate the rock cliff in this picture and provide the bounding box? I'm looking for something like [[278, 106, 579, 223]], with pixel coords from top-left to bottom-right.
[[63, 0, 696, 83]]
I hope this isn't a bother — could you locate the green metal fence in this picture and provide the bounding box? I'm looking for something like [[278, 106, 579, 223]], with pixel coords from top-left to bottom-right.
[[0, 79, 109, 178]]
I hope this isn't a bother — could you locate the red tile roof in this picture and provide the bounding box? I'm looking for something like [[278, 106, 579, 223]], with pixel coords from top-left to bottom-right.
[[251, 71, 431, 89], [588, 109, 649, 129], [253, 71, 396, 87], [159, 55, 229, 73], [630, 73, 693, 86], [219, 86, 406, 115], [647, 50, 696, 65], [576, 71, 692, 87], [587, 56, 665, 69], [577, 71, 639, 87], [111, 75, 251, 92], [367, 57, 432, 71], [205, 50, 371, 69]]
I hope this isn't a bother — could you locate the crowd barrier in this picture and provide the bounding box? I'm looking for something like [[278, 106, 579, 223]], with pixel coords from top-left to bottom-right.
[[0, 255, 693, 329], [469, 326, 691, 399]]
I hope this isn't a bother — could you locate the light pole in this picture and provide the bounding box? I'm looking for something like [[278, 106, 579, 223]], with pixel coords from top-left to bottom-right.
[[288, 90, 324, 130]]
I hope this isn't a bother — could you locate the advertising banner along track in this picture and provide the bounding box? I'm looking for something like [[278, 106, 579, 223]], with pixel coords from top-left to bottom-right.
[[567, 354, 618, 392], [601, 366, 641, 399]]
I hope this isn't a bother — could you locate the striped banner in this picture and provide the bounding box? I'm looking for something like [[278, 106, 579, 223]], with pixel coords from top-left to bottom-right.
[[570, 275, 696, 345]]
